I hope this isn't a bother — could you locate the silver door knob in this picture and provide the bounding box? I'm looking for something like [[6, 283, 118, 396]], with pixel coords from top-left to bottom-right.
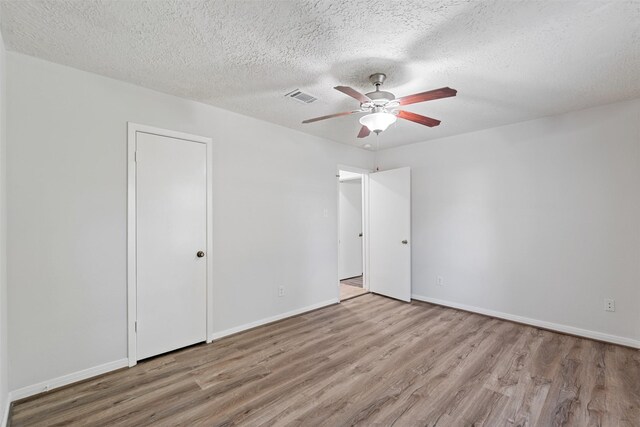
[[402, 240, 408, 244], [197, 251, 205, 258]]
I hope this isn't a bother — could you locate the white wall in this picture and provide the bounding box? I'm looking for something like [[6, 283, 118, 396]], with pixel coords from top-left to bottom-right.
[[377, 99, 640, 345], [338, 179, 362, 279], [0, 23, 8, 425], [6, 52, 373, 391], [6, 49, 638, 402]]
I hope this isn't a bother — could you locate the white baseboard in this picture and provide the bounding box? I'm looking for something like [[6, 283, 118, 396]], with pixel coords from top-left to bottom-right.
[[1, 397, 9, 427], [209, 298, 339, 341], [412, 294, 640, 349], [6, 298, 340, 413], [9, 358, 129, 403]]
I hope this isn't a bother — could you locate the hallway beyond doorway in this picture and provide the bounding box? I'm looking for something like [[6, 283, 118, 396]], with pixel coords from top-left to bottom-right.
[[340, 275, 367, 300]]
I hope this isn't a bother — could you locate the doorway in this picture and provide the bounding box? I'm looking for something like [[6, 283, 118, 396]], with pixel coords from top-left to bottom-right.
[[127, 123, 213, 366], [337, 165, 412, 303], [338, 168, 368, 301]]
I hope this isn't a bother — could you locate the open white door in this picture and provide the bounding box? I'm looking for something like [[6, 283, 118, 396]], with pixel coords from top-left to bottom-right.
[[369, 167, 411, 302]]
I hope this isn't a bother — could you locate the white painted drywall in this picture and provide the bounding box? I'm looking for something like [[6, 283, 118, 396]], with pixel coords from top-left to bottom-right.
[[0, 24, 7, 426], [377, 99, 640, 343], [6, 52, 374, 391], [338, 179, 362, 280]]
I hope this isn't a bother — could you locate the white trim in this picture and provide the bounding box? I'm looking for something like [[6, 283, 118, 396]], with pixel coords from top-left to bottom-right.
[[205, 128, 214, 344], [127, 123, 213, 366], [209, 298, 339, 341], [127, 124, 136, 366], [5, 297, 338, 413], [337, 165, 372, 175], [412, 294, 640, 349], [8, 358, 129, 403], [5, 297, 337, 418], [361, 173, 370, 292], [1, 397, 9, 427]]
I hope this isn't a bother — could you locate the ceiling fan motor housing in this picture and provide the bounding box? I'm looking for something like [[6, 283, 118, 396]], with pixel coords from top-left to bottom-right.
[[365, 90, 395, 105], [364, 73, 396, 107]]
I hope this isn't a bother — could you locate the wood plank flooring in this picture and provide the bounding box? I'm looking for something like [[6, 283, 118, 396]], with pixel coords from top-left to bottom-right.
[[340, 275, 363, 288], [340, 275, 367, 300], [340, 284, 367, 301], [10, 294, 640, 426]]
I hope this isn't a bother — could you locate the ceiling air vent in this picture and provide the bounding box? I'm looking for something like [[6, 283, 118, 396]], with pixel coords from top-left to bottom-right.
[[284, 89, 317, 104]]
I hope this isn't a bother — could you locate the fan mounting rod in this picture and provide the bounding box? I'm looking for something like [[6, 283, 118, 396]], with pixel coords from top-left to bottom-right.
[[364, 73, 395, 105], [369, 73, 386, 89]]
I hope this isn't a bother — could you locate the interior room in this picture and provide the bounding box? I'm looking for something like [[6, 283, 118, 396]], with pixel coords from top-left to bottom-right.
[[0, 1, 638, 425]]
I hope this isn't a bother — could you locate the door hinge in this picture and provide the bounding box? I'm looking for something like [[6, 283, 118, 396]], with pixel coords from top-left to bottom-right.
[[134, 151, 137, 162], [134, 321, 137, 333]]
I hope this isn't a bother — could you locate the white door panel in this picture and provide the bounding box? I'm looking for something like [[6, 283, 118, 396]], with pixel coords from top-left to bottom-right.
[[369, 167, 411, 302], [339, 179, 363, 279], [136, 132, 207, 360]]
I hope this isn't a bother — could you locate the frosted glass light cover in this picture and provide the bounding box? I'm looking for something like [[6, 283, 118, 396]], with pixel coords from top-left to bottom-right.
[[359, 112, 397, 132]]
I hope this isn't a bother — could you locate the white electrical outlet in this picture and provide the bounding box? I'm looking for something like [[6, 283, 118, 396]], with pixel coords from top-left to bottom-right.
[[604, 299, 615, 312], [278, 286, 285, 297], [437, 276, 444, 286]]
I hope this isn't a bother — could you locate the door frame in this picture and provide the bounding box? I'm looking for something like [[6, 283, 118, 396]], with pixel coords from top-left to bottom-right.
[[127, 122, 213, 367], [337, 164, 371, 299]]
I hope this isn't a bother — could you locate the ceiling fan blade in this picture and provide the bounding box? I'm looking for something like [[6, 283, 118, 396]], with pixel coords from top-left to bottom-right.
[[357, 125, 371, 138], [334, 86, 371, 103], [397, 87, 457, 106], [397, 110, 441, 127], [302, 110, 359, 124]]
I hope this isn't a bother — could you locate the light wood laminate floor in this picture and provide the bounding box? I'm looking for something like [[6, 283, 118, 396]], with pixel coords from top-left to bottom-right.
[[339, 283, 368, 301], [10, 294, 640, 426], [340, 275, 363, 288], [340, 275, 367, 301]]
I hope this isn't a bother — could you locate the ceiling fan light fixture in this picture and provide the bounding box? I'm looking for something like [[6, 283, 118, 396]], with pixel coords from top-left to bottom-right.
[[359, 112, 396, 133], [301, 74, 456, 138]]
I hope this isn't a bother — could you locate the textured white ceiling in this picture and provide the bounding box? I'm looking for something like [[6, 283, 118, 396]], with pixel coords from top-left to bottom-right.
[[1, 1, 639, 149]]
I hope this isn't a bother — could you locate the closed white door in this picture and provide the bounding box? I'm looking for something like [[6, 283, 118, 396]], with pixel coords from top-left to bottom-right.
[[136, 132, 207, 360], [339, 179, 363, 279], [369, 167, 411, 302]]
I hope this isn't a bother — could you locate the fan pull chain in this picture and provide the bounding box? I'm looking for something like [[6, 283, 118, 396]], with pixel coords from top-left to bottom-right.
[[375, 132, 380, 171]]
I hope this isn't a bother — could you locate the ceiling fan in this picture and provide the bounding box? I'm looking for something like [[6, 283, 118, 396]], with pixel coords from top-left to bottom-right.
[[302, 73, 457, 138]]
